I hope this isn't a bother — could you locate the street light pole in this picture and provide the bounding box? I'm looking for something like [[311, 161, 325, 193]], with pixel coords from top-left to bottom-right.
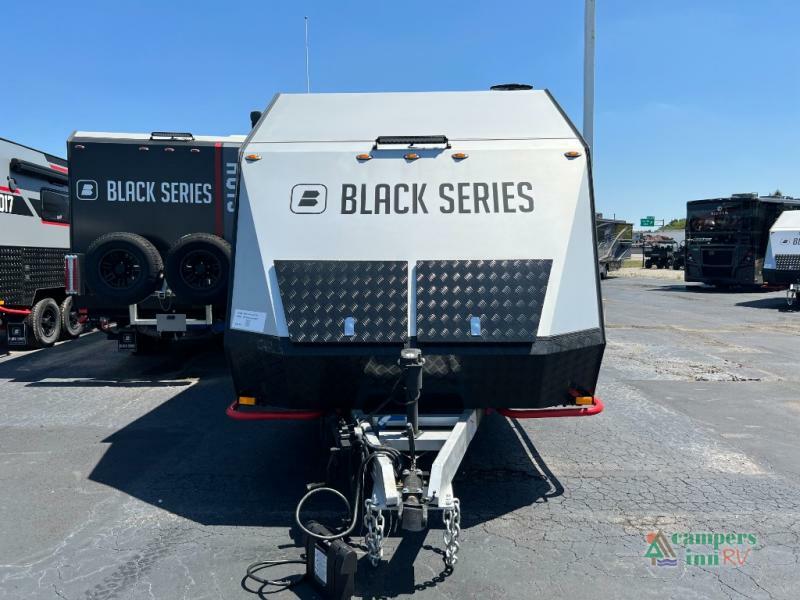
[[583, 0, 595, 150], [304, 16, 311, 93]]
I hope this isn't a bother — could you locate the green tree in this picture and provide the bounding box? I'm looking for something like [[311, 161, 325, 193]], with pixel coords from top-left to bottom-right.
[[659, 218, 686, 230]]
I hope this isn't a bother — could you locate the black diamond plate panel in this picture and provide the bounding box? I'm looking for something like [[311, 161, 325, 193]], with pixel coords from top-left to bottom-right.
[[416, 259, 552, 343], [0, 246, 65, 306], [275, 260, 407, 343], [775, 254, 800, 271]]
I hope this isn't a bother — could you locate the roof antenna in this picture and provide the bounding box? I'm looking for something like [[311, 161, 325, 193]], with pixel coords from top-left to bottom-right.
[[304, 16, 311, 93]]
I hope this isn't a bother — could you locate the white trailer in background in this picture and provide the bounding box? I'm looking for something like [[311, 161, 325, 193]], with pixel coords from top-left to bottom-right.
[[763, 210, 800, 305]]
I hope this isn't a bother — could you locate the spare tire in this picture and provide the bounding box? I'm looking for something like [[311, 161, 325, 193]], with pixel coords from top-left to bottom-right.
[[165, 233, 231, 305], [85, 232, 163, 305]]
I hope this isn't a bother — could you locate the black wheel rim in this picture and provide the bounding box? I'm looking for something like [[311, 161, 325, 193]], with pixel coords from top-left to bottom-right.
[[41, 306, 59, 338], [180, 250, 222, 290], [69, 308, 80, 331], [99, 249, 143, 289]]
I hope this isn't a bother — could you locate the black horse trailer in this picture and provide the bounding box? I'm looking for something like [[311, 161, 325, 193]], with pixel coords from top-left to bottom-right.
[[0, 138, 81, 347], [685, 193, 800, 287], [65, 131, 244, 351]]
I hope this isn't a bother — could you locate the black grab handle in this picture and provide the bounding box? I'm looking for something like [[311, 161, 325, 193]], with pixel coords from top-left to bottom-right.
[[373, 135, 449, 149]]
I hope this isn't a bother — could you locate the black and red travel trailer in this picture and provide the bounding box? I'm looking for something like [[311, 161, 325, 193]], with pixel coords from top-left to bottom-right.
[[0, 137, 81, 348], [65, 131, 244, 351]]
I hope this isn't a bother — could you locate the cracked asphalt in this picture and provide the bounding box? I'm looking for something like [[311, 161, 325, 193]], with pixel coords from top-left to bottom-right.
[[1, 276, 800, 599]]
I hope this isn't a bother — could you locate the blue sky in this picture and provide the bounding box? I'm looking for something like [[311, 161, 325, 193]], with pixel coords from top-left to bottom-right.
[[4, 1, 797, 224]]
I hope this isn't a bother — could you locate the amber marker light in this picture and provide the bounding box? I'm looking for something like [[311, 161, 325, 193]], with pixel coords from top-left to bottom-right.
[[564, 151, 582, 159], [404, 153, 420, 161], [245, 153, 262, 161], [356, 153, 372, 161], [452, 152, 469, 160]]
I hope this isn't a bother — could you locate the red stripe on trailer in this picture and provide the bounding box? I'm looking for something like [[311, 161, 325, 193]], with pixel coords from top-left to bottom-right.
[[49, 164, 69, 173], [0, 185, 19, 194], [213, 142, 223, 237], [41, 220, 69, 227], [225, 401, 324, 421], [498, 396, 604, 419], [0, 306, 32, 316]]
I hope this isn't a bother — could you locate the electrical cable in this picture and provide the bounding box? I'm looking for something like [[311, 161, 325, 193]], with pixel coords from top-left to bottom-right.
[[295, 449, 400, 542], [243, 557, 307, 592], [294, 372, 413, 542]]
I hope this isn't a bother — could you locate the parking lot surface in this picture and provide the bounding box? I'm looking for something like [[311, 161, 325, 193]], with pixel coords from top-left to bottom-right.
[[1, 276, 799, 599]]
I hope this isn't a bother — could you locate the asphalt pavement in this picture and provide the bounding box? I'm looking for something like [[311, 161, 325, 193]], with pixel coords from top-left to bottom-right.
[[1, 276, 799, 599]]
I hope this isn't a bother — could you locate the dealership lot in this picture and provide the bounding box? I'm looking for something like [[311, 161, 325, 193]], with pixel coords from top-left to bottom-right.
[[1, 276, 799, 599]]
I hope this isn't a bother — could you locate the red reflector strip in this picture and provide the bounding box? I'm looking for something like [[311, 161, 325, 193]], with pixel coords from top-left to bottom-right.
[[41, 220, 69, 227], [49, 164, 68, 173]]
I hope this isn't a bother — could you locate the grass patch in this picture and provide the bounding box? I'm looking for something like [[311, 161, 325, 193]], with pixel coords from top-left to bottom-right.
[[622, 259, 643, 268]]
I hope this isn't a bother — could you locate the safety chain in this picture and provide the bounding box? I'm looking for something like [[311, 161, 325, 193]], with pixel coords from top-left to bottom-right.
[[442, 498, 461, 568], [364, 499, 385, 567]]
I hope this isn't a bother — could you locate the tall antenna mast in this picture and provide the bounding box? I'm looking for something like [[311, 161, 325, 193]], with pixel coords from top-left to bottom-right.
[[583, 0, 595, 150], [304, 16, 311, 93]]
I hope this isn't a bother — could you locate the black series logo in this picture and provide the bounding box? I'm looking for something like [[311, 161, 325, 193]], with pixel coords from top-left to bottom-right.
[[76, 179, 98, 201], [290, 184, 327, 214]]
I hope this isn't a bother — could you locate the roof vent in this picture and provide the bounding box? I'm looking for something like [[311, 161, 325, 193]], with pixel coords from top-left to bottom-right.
[[490, 83, 533, 91]]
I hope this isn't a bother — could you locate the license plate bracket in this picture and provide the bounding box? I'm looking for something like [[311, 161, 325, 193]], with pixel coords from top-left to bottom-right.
[[7, 323, 27, 346], [157, 313, 187, 332], [118, 331, 137, 351]]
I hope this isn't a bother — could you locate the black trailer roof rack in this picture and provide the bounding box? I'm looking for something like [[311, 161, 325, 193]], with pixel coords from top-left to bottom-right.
[[149, 131, 195, 141]]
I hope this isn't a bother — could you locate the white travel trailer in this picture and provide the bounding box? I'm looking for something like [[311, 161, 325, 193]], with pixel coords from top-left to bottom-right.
[[227, 89, 604, 411], [225, 88, 605, 568], [763, 208, 800, 304]]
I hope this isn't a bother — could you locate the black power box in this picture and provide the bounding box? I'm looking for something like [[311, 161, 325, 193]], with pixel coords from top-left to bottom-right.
[[304, 521, 356, 600]]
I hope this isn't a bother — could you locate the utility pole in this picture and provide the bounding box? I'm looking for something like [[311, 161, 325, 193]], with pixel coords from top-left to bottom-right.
[[304, 16, 311, 93], [583, 0, 595, 150]]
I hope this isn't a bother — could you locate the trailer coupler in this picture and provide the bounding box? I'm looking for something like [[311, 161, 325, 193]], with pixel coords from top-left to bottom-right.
[[357, 408, 480, 569]]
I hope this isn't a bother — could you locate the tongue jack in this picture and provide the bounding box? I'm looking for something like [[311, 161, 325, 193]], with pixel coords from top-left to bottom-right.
[[399, 348, 425, 437]]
